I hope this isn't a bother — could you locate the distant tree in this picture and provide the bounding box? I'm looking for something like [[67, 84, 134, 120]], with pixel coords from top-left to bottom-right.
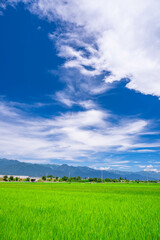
[[42, 176, 46, 181], [112, 178, 118, 182], [62, 176, 68, 181], [69, 177, 74, 182], [3, 175, 8, 181], [97, 178, 102, 183], [47, 175, 54, 179], [105, 178, 111, 182], [15, 177, 19, 181], [77, 176, 81, 181], [9, 176, 14, 181], [26, 178, 30, 182], [88, 178, 93, 182], [56, 177, 59, 180], [93, 177, 97, 182]]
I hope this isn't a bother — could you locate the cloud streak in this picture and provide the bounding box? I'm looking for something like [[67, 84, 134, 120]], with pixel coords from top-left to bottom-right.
[[0, 100, 159, 163]]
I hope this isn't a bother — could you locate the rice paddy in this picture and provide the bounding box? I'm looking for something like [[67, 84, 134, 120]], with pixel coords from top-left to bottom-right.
[[0, 182, 159, 240]]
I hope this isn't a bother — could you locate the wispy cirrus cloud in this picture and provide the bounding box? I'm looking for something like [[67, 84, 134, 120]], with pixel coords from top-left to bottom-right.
[[0, 100, 159, 163], [50, 66, 111, 108], [55, 91, 97, 109]]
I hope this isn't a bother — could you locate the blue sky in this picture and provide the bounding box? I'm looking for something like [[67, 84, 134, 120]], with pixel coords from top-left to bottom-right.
[[0, 0, 160, 172]]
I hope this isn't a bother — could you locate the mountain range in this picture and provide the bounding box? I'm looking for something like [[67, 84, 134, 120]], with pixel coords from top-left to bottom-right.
[[0, 158, 160, 180]]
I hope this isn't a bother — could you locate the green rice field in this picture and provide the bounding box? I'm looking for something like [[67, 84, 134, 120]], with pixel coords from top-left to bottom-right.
[[0, 182, 159, 240]]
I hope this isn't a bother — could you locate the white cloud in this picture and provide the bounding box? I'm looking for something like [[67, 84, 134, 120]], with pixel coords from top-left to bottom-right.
[[55, 91, 97, 109], [93, 160, 131, 170], [55, 92, 75, 107], [0, 100, 157, 163], [144, 164, 160, 173], [31, 0, 160, 97], [94, 167, 111, 171], [132, 149, 157, 153], [4, 0, 160, 101], [139, 165, 146, 168], [3, 0, 160, 97], [78, 100, 97, 109], [0, 3, 5, 15]]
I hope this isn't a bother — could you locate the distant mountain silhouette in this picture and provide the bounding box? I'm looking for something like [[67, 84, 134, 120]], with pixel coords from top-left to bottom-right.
[[0, 158, 160, 180]]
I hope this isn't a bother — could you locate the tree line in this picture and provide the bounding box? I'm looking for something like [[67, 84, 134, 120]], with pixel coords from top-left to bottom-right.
[[1, 175, 159, 183]]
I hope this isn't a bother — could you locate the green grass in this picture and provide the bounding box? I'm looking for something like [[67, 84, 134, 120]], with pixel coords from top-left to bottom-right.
[[0, 182, 160, 240]]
